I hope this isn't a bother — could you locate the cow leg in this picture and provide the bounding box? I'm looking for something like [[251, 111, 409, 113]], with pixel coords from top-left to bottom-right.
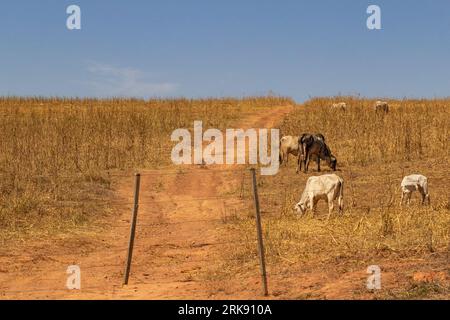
[[302, 145, 309, 173], [400, 192, 405, 206], [327, 193, 336, 219], [296, 153, 302, 173], [302, 153, 308, 173], [311, 197, 318, 217], [402, 190, 412, 205], [418, 187, 426, 205], [317, 157, 321, 172], [407, 192, 412, 205], [305, 153, 310, 173], [281, 151, 287, 167], [301, 145, 308, 173], [327, 200, 334, 220]]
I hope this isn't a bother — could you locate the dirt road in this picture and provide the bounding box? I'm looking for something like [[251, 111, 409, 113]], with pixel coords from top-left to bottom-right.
[[0, 105, 293, 299]]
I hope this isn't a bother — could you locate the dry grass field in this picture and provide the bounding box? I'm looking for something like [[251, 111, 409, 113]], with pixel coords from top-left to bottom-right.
[[0, 96, 448, 299], [0, 96, 293, 242], [217, 97, 449, 299]]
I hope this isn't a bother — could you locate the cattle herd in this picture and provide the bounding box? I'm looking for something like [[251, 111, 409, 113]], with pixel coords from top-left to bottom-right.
[[281, 101, 430, 218], [330, 100, 390, 113]]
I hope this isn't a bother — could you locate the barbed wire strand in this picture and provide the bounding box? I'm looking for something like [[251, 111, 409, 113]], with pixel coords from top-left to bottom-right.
[[0, 239, 257, 259], [36, 193, 278, 208], [0, 168, 251, 180]]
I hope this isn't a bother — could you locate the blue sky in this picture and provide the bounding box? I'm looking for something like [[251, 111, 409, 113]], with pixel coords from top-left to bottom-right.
[[1, 0, 449, 102]]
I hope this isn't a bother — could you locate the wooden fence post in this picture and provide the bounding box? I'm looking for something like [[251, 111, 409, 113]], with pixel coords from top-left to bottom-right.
[[250, 168, 269, 296], [123, 173, 141, 285]]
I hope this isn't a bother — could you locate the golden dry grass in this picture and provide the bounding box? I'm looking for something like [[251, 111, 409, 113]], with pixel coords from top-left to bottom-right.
[[220, 97, 450, 299], [279, 97, 449, 165], [0, 96, 293, 241]]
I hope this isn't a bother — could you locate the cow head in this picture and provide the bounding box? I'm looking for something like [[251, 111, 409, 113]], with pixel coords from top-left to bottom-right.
[[294, 202, 306, 215], [330, 156, 337, 171], [300, 134, 314, 146], [315, 133, 325, 142]]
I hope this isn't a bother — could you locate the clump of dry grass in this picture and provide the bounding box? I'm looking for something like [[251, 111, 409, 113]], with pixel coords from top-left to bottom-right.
[[0, 96, 293, 241], [226, 203, 449, 265], [382, 281, 449, 300], [272, 207, 447, 262]]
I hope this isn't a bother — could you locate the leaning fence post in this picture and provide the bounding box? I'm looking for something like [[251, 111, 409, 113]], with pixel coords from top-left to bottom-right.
[[250, 168, 269, 296], [123, 173, 141, 285]]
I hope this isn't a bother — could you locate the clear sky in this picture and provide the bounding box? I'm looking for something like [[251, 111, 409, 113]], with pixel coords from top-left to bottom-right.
[[1, 0, 449, 102]]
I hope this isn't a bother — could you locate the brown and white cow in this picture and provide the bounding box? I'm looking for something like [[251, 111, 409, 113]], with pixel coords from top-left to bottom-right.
[[297, 133, 337, 173]]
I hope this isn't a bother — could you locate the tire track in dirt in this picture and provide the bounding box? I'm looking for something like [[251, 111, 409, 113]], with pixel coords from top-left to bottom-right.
[[0, 105, 293, 300]]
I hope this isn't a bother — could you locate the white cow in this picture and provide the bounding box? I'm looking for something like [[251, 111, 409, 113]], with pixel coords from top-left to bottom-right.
[[400, 174, 430, 205], [294, 174, 344, 218], [331, 102, 347, 111], [374, 101, 389, 113], [279, 135, 300, 166]]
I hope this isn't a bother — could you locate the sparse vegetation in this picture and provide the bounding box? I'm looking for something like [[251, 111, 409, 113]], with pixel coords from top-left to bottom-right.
[[280, 97, 449, 165], [382, 281, 449, 300], [1, 95, 448, 299], [0, 96, 293, 241], [221, 97, 449, 299]]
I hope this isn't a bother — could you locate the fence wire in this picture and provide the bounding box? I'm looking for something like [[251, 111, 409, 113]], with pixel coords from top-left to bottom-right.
[[3, 167, 439, 298]]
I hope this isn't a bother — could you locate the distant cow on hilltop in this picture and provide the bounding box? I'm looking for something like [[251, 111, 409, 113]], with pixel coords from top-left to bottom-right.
[[374, 101, 389, 114], [400, 174, 430, 206], [331, 102, 347, 111]]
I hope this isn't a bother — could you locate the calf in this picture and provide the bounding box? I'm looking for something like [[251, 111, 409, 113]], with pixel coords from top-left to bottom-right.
[[400, 174, 430, 205], [294, 174, 344, 218]]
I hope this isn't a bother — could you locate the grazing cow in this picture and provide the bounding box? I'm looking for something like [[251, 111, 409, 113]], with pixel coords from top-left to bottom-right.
[[279, 135, 300, 166], [400, 174, 430, 206], [294, 174, 344, 218], [297, 133, 337, 173], [280, 135, 325, 169], [331, 102, 347, 111], [374, 101, 389, 114]]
